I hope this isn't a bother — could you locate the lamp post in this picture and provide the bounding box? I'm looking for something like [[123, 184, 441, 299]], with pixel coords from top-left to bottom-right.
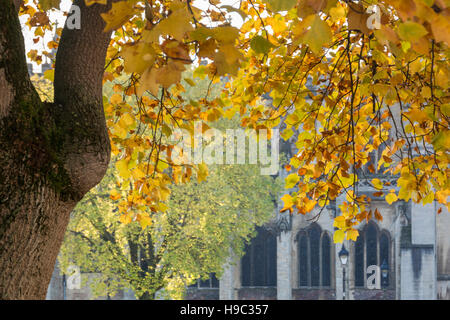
[[338, 244, 349, 300]]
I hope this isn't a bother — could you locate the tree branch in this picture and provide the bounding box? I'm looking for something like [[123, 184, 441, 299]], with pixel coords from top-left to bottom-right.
[[13, 0, 23, 13], [52, 0, 118, 195], [55, 0, 114, 106], [0, 0, 40, 118]]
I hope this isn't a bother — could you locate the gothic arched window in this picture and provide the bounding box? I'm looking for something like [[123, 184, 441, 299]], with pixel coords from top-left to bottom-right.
[[321, 233, 332, 287], [354, 221, 391, 288], [354, 233, 365, 287], [297, 223, 333, 288], [298, 233, 308, 287], [241, 227, 277, 287], [189, 273, 219, 289]]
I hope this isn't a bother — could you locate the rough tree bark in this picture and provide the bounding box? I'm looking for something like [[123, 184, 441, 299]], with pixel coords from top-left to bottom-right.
[[0, 0, 113, 299]]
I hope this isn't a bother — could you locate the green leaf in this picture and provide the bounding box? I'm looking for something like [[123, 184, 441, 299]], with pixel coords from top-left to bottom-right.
[[250, 36, 274, 54], [303, 15, 332, 55], [281, 128, 294, 141], [398, 22, 428, 42], [189, 27, 215, 42], [264, 0, 297, 12], [285, 173, 299, 189], [441, 104, 450, 117], [39, 0, 60, 11], [431, 130, 450, 151], [44, 69, 54, 82]]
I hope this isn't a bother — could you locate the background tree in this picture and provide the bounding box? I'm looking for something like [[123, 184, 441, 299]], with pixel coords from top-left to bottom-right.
[[59, 153, 280, 300]]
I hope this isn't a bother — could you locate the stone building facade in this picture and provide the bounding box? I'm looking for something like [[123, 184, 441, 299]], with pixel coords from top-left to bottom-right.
[[184, 177, 449, 300]]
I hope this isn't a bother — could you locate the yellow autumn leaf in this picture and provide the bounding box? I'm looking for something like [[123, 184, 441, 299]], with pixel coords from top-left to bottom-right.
[[131, 168, 146, 180], [213, 26, 240, 44], [430, 15, 450, 45], [281, 194, 294, 209], [119, 213, 132, 224], [109, 189, 121, 201], [347, 2, 371, 35], [138, 214, 152, 229], [110, 93, 123, 105], [118, 112, 135, 129], [158, 7, 194, 41], [137, 67, 160, 97], [333, 229, 345, 243], [101, 1, 138, 33], [304, 198, 317, 213], [329, 5, 345, 22], [333, 216, 346, 229], [112, 122, 127, 139], [212, 51, 239, 76], [346, 229, 359, 241], [431, 130, 450, 151], [156, 60, 186, 89], [423, 192, 434, 205], [372, 178, 383, 190], [116, 158, 131, 180], [44, 69, 54, 82], [121, 42, 155, 75], [406, 108, 429, 123], [197, 163, 208, 182], [264, 0, 297, 12], [85, 0, 107, 6]]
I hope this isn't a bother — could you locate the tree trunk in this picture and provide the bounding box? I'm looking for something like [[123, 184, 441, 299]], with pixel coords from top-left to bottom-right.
[[139, 292, 156, 300], [0, 0, 113, 299]]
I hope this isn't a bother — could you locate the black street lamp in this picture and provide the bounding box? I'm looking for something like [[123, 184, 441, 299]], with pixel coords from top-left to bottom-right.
[[338, 244, 349, 300], [338, 244, 349, 266]]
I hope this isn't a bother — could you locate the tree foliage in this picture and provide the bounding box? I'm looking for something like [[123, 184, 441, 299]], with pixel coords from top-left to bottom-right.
[[59, 152, 280, 299], [20, 0, 450, 245]]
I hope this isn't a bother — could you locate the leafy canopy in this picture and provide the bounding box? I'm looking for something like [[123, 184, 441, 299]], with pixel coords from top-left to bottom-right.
[[22, 0, 450, 243]]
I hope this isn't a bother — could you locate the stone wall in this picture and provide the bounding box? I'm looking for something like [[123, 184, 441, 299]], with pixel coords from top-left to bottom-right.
[[400, 246, 436, 299], [185, 289, 220, 300], [437, 278, 450, 300], [352, 289, 395, 300], [292, 289, 335, 300], [437, 204, 450, 276], [237, 288, 277, 300]]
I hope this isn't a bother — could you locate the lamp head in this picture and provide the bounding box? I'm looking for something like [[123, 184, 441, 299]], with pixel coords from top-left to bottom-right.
[[339, 244, 349, 266]]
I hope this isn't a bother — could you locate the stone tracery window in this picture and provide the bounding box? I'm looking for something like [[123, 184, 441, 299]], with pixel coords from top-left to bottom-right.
[[189, 273, 219, 289], [354, 221, 391, 288], [241, 226, 277, 287], [297, 223, 333, 288]]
